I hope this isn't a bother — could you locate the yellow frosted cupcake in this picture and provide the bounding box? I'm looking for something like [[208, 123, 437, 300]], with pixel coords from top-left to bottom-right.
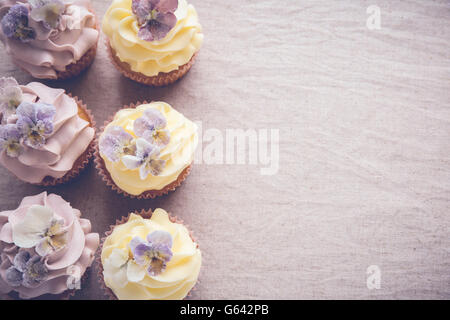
[[94, 101, 198, 198], [99, 209, 201, 300], [102, 0, 203, 86]]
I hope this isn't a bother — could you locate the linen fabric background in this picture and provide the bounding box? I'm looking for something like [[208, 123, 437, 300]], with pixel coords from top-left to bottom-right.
[[0, 0, 449, 299]]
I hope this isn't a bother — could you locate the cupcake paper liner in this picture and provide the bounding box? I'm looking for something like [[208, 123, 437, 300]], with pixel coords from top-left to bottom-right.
[[37, 95, 96, 187], [106, 40, 198, 86], [94, 101, 193, 199], [55, 44, 98, 80], [96, 209, 199, 300]]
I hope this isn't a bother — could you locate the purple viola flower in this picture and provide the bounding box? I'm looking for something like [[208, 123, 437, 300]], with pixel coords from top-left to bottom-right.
[[0, 124, 23, 157], [129, 230, 173, 277], [16, 102, 56, 149], [121, 138, 166, 180], [29, 0, 65, 29], [132, 0, 178, 41], [1, 4, 36, 42], [99, 126, 136, 162], [5, 251, 48, 287], [0, 77, 23, 123], [134, 108, 170, 148]]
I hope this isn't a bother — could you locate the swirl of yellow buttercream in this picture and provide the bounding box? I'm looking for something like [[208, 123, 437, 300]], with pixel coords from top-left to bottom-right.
[[101, 210, 201, 300], [102, 0, 203, 76], [99, 101, 198, 195]]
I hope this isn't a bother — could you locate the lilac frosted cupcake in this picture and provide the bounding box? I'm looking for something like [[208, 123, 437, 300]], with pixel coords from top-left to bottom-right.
[[0, 77, 95, 185], [0, 192, 100, 299], [0, 0, 99, 79]]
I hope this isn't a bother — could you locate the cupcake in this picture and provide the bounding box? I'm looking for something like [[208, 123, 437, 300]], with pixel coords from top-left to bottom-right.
[[0, 192, 100, 299], [0, 0, 99, 80], [99, 209, 201, 300], [95, 101, 198, 198], [102, 0, 203, 86], [0, 77, 96, 185]]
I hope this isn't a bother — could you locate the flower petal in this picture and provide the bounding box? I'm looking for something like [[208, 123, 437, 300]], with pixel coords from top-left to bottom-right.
[[135, 137, 158, 158], [12, 205, 54, 249], [1, 4, 36, 42], [139, 162, 152, 180], [112, 265, 129, 288], [147, 257, 166, 276], [133, 116, 153, 138], [107, 248, 129, 268], [155, 11, 177, 30], [16, 102, 55, 149], [138, 25, 156, 42], [132, 243, 153, 265], [122, 155, 143, 170], [49, 231, 68, 251], [126, 260, 146, 283], [100, 126, 134, 162], [0, 124, 23, 157], [144, 108, 167, 130], [147, 230, 172, 248], [0, 85, 23, 115], [153, 243, 173, 262], [35, 238, 52, 257], [35, 103, 56, 125], [148, 159, 166, 176], [13, 251, 30, 272], [5, 267, 22, 287], [129, 236, 145, 253], [132, 0, 158, 25], [153, 129, 170, 147], [155, 0, 178, 13], [30, 0, 65, 29], [23, 255, 47, 286], [0, 77, 19, 90], [143, 18, 173, 41]]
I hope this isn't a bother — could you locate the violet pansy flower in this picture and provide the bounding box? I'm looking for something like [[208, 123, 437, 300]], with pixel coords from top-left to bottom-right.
[[132, 0, 178, 41], [121, 138, 166, 180], [0, 77, 23, 123], [5, 251, 48, 287], [0, 124, 23, 157], [29, 0, 65, 29], [1, 4, 36, 42], [99, 126, 136, 162], [133, 108, 170, 148], [16, 101, 56, 149], [12, 205, 68, 257], [128, 230, 173, 280]]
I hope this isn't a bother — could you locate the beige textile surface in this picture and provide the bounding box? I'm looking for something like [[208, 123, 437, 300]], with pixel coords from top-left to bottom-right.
[[0, 0, 449, 299]]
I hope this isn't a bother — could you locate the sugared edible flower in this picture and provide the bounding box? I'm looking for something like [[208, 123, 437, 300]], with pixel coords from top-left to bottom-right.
[[16, 101, 56, 149], [121, 138, 166, 179], [1, 4, 36, 42], [99, 126, 136, 162], [0, 124, 23, 157], [133, 108, 170, 148], [5, 251, 48, 287], [0, 77, 23, 123], [103, 248, 130, 288], [29, 0, 65, 29], [128, 230, 173, 280], [12, 205, 68, 257], [132, 0, 178, 41]]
